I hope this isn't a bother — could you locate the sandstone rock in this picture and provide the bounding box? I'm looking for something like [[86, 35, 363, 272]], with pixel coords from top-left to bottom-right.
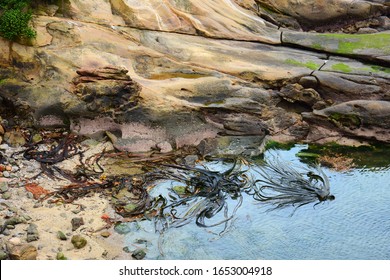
[[110, 0, 280, 43], [7, 243, 38, 260], [255, 0, 387, 24], [282, 31, 390, 64], [305, 100, 390, 143], [73, 66, 141, 118], [279, 83, 322, 107]]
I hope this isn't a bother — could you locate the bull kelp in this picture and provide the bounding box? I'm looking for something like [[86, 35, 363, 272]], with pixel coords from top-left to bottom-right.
[[126, 154, 334, 239]]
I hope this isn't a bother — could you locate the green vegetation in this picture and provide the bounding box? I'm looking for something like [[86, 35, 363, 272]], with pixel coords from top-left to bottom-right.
[[329, 112, 361, 129], [318, 33, 390, 55], [285, 58, 320, 70], [297, 143, 390, 168], [0, 0, 36, 42], [264, 140, 295, 151], [370, 65, 390, 74], [331, 63, 352, 73]]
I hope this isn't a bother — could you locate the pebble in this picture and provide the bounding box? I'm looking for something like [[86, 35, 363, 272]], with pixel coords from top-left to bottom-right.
[[33, 202, 43, 208], [25, 166, 36, 173], [71, 217, 85, 231], [22, 215, 32, 221], [0, 182, 9, 193], [132, 249, 146, 260], [71, 235, 87, 249], [3, 216, 25, 227], [0, 249, 8, 260], [100, 231, 111, 238], [11, 165, 19, 172], [56, 252, 67, 260], [2, 171, 10, 178], [57, 231, 68, 241], [26, 223, 39, 242], [1, 192, 11, 200], [8, 237, 22, 246]]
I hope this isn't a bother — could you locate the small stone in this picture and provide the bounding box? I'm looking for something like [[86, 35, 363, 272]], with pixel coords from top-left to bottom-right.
[[0, 182, 9, 193], [0, 249, 8, 260], [5, 165, 11, 172], [8, 244, 38, 260], [6, 225, 15, 229], [33, 202, 42, 208], [4, 217, 24, 227], [357, 27, 378, 34], [100, 231, 111, 238], [132, 249, 146, 260], [71, 235, 87, 249], [156, 141, 173, 153], [57, 231, 67, 241], [114, 223, 132, 234], [2, 192, 11, 199], [4, 131, 26, 147], [8, 237, 22, 246], [26, 223, 39, 242], [56, 252, 67, 260], [298, 76, 319, 89], [71, 217, 84, 231], [25, 166, 36, 173], [32, 134, 43, 143], [11, 165, 19, 173], [71, 209, 82, 214], [2, 171, 10, 178], [183, 155, 198, 166], [122, 246, 131, 253], [21, 215, 32, 221]]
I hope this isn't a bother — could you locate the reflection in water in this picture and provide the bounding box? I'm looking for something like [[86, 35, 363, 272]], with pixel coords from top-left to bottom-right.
[[122, 145, 390, 259]]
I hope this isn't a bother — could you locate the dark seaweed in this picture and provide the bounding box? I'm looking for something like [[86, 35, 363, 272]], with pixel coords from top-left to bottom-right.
[[147, 155, 334, 235]]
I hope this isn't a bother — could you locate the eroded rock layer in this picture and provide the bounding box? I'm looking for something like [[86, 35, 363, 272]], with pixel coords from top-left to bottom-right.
[[0, 0, 389, 154]]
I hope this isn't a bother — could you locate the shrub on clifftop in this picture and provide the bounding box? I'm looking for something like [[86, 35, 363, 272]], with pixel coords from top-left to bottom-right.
[[0, 0, 36, 42]]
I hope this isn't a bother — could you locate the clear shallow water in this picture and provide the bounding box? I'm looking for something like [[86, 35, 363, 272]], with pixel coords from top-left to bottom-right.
[[123, 145, 390, 260]]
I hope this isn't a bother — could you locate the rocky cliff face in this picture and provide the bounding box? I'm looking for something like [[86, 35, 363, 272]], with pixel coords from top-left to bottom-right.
[[0, 0, 389, 155]]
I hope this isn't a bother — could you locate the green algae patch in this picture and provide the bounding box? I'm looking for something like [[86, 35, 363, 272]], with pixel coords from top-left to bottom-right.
[[285, 58, 320, 70], [331, 63, 352, 73], [370, 65, 390, 74], [297, 143, 390, 168], [318, 33, 390, 55], [329, 112, 361, 129], [264, 140, 295, 151]]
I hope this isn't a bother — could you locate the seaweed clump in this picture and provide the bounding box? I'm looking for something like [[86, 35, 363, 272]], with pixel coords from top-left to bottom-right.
[[146, 155, 334, 235], [149, 158, 252, 236], [253, 154, 335, 214]]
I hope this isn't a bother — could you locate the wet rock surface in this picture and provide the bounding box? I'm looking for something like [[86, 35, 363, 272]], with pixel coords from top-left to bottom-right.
[[0, 0, 389, 260]]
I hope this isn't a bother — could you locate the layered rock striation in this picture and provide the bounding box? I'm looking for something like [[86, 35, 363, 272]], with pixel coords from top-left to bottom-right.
[[0, 0, 389, 154]]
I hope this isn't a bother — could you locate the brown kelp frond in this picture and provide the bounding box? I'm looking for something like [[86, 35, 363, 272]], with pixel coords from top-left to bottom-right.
[[253, 153, 334, 213], [149, 158, 253, 235]]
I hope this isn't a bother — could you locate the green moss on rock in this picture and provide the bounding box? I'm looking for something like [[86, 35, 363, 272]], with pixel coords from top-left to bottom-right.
[[285, 58, 320, 70], [331, 63, 352, 73]]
